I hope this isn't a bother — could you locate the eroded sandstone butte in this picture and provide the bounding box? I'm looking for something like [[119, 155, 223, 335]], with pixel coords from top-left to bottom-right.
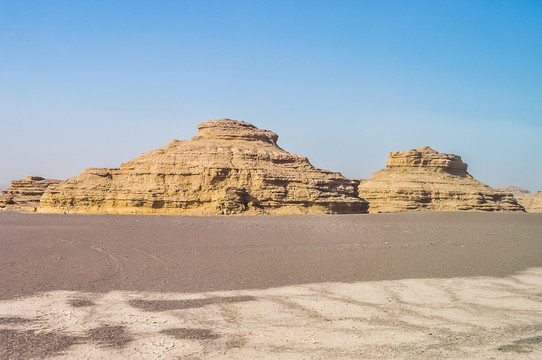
[[40, 119, 368, 215], [358, 146, 524, 213], [0, 176, 63, 212]]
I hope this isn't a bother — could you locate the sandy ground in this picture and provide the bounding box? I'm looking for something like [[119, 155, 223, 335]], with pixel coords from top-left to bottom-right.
[[0, 212, 541, 359]]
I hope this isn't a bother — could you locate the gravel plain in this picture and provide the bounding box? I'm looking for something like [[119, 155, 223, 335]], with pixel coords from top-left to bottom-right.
[[0, 212, 541, 359]]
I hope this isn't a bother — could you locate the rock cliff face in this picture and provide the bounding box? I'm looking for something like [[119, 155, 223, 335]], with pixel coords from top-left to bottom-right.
[[519, 191, 542, 213], [358, 147, 524, 213], [41, 119, 368, 215], [0, 176, 63, 211]]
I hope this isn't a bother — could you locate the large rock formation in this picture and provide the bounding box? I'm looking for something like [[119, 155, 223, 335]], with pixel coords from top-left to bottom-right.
[[358, 147, 524, 213], [41, 119, 368, 215], [0, 176, 63, 212]]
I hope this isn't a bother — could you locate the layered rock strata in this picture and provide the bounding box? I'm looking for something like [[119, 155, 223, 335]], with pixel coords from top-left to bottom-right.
[[498, 186, 532, 202], [497, 186, 542, 213], [358, 147, 524, 213], [41, 119, 368, 215], [0, 176, 63, 211]]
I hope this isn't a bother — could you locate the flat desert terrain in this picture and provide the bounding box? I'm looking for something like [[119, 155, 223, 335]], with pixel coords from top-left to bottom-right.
[[0, 212, 541, 359]]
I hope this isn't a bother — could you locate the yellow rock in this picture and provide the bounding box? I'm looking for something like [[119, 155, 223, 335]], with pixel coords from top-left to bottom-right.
[[358, 147, 525, 213], [40, 119, 368, 215], [519, 191, 542, 213], [0, 176, 63, 212]]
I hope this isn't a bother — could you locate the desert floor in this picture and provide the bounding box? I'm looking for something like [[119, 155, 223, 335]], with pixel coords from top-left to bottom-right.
[[0, 212, 541, 359]]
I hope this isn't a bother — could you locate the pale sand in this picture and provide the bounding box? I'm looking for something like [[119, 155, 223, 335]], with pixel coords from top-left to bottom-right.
[[0, 212, 541, 358], [1, 269, 541, 359]]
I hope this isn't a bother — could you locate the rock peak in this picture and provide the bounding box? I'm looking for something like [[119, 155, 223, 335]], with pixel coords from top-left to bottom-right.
[[386, 146, 468, 175], [416, 146, 437, 152], [193, 119, 279, 145]]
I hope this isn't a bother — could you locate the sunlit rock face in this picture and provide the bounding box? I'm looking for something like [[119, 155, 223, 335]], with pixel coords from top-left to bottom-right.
[[497, 186, 542, 213], [386, 146, 468, 175], [519, 191, 542, 213], [41, 119, 368, 215], [358, 147, 524, 213], [0, 176, 63, 212]]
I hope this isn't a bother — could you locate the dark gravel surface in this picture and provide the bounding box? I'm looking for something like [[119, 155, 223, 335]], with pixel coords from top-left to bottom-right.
[[1, 212, 541, 301]]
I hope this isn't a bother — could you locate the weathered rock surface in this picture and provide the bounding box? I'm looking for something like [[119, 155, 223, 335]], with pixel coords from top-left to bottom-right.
[[0, 176, 63, 212], [497, 186, 542, 213], [498, 186, 532, 201], [358, 147, 525, 213], [41, 119, 368, 215], [518, 191, 542, 213]]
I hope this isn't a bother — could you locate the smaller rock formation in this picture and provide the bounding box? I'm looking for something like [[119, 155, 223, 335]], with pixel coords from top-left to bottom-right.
[[519, 191, 542, 213], [497, 186, 542, 213], [0, 176, 63, 212], [358, 147, 525, 213]]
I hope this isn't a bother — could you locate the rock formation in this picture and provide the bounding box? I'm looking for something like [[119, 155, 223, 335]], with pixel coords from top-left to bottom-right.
[[358, 147, 525, 213], [40, 119, 368, 215], [498, 186, 532, 202], [518, 191, 542, 213], [497, 186, 542, 213], [0, 176, 63, 212]]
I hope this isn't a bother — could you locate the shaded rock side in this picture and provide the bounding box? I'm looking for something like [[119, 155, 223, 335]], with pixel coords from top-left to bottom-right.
[[358, 147, 524, 213], [40, 119, 368, 215], [519, 191, 542, 213], [0, 176, 63, 212]]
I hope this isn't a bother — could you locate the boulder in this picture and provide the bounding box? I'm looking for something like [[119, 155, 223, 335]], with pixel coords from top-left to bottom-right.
[[358, 147, 525, 213], [40, 119, 368, 215]]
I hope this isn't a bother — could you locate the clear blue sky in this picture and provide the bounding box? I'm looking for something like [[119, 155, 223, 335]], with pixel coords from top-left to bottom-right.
[[1, 0, 541, 191]]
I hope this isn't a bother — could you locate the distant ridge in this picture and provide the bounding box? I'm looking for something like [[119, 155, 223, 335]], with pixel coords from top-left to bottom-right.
[[497, 186, 531, 200]]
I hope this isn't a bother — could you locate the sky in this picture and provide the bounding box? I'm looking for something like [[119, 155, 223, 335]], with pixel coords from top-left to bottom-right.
[[1, 0, 541, 191]]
